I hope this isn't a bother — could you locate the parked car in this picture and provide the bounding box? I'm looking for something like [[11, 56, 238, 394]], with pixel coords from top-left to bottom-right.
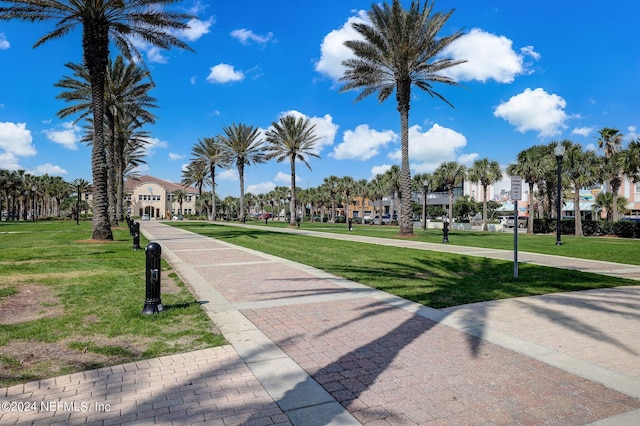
[[470, 213, 483, 226], [505, 215, 528, 228], [141, 214, 150, 221], [363, 214, 373, 224], [373, 214, 391, 225]]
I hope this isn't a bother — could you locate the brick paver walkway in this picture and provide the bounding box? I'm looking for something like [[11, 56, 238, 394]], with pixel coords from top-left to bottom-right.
[[2, 221, 639, 425]]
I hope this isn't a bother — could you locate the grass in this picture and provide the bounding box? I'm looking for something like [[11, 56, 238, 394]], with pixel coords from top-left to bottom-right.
[[0, 220, 225, 387], [242, 219, 640, 265], [170, 221, 638, 309]]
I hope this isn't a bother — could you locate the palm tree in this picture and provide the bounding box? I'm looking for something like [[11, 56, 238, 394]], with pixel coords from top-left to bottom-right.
[[507, 146, 552, 234], [218, 123, 266, 222], [597, 128, 624, 221], [322, 175, 341, 222], [562, 141, 602, 236], [384, 166, 401, 222], [1, 0, 194, 240], [468, 158, 502, 231], [189, 137, 231, 221], [412, 172, 435, 229], [593, 191, 628, 222], [340, 0, 465, 236], [353, 178, 370, 222], [434, 161, 467, 221], [172, 189, 187, 217], [265, 115, 320, 226], [368, 174, 389, 226], [70, 178, 90, 221]]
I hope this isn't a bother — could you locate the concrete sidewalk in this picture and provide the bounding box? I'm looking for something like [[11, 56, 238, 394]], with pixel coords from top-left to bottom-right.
[[1, 221, 639, 425]]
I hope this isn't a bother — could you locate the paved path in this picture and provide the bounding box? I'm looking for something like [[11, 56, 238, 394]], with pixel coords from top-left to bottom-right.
[[1, 221, 639, 425]]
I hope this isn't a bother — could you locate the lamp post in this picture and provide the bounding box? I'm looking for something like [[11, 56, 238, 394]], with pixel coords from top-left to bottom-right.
[[76, 184, 80, 226], [31, 186, 36, 222], [554, 144, 565, 245], [422, 180, 428, 230]]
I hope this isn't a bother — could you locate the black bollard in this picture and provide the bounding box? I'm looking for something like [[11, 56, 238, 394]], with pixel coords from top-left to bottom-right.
[[348, 218, 353, 231], [142, 242, 163, 315], [442, 219, 449, 243], [127, 216, 134, 236], [132, 221, 141, 250]]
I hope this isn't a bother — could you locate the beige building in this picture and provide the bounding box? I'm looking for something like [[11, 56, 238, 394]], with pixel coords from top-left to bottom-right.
[[124, 175, 199, 219]]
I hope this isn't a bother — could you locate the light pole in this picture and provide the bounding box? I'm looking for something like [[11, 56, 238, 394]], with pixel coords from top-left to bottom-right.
[[76, 184, 80, 225], [554, 144, 565, 245], [422, 180, 428, 230]]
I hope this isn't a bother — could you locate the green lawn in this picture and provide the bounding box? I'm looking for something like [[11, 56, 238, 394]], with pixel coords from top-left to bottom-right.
[[0, 220, 225, 387], [171, 221, 637, 309], [242, 219, 640, 265]]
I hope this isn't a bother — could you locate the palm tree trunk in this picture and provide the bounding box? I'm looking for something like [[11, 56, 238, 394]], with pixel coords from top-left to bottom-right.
[[482, 185, 488, 231], [85, 24, 113, 240], [573, 182, 583, 237], [289, 156, 296, 226], [238, 164, 245, 222], [397, 88, 413, 236]]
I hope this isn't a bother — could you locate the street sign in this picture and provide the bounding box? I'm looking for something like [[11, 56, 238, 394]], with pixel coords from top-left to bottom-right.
[[511, 177, 522, 201]]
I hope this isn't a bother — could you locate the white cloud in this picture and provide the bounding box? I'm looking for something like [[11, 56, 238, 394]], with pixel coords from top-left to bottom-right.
[[457, 153, 479, 167], [0, 152, 21, 170], [493, 88, 568, 137], [627, 125, 638, 140], [315, 10, 367, 81], [440, 28, 539, 84], [0, 122, 36, 156], [388, 124, 467, 173], [247, 181, 275, 194], [370, 164, 393, 178], [179, 17, 214, 41], [276, 110, 338, 154], [275, 171, 292, 184], [206, 63, 244, 83], [218, 168, 237, 181], [331, 124, 397, 160], [34, 163, 67, 176], [572, 127, 593, 137], [140, 137, 169, 156], [169, 152, 184, 161], [0, 33, 9, 50], [231, 28, 274, 45], [43, 121, 82, 150]]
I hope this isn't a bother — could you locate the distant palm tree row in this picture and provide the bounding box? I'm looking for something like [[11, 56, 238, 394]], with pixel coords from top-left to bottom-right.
[[0, 170, 90, 220], [180, 126, 640, 239], [507, 131, 640, 236]]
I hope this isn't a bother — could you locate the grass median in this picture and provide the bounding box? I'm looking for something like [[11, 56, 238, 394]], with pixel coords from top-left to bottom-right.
[[244, 219, 640, 265], [0, 221, 225, 387], [171, 221, 637, 308]]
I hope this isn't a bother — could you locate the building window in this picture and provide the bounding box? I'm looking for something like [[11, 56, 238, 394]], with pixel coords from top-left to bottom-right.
[[635, 183, 640, 193]]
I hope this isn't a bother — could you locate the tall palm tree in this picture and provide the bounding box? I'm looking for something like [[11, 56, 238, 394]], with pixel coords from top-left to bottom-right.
[[353, 178, 370, 222], [562, 141, 602, 236], [434, 161, 466, 221], [172, 188, 187, 217], [384, 165, 401, 222], [218, 123, 266, 222], [368, 174, 389, 226], [1, 0, 194, 240], [265, 115, 320, 226], [189, 137, 231, 221], [507, 146, 552, 233], [340, 0, 465, 236], [597, 127, 624, 221], [322, 175, 341, 222], [412, 172, 434, 229], [468, 158, 503, 231]]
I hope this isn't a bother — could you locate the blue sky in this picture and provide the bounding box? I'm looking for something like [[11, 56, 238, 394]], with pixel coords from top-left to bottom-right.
[[1, 0, 638, 198]]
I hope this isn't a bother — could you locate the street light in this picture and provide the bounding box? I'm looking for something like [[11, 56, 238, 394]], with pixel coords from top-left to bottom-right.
[[554, 144, 565, 245], [422, 180, 428, 230]]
